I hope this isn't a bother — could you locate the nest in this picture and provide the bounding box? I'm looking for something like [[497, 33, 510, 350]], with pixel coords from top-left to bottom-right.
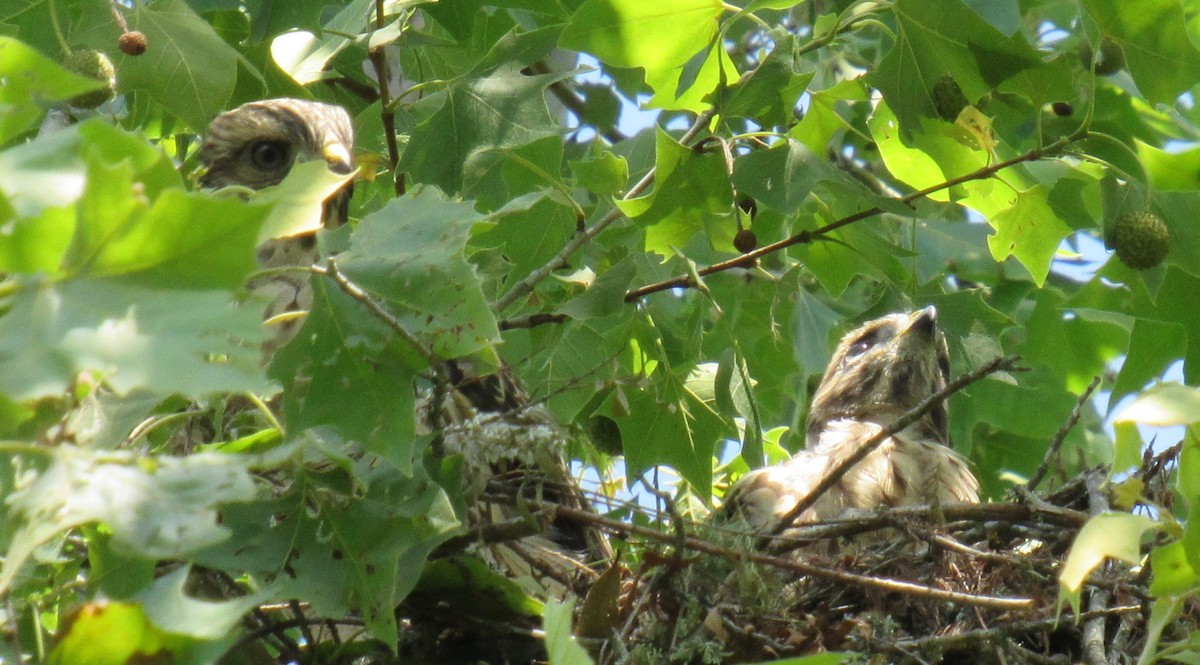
[[605, 454, 1179, 665]]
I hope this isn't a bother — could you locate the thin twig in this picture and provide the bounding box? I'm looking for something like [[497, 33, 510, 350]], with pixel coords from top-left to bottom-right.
[[526, 60, 627, 144], [488, 492, 1035, 610], [498, 312, 569, 330], [1083, 472, 1113, 665], [884, 606, 1141, 654], [368, 0, 403, 196], [494, 108, 718, 312], [768, 354, 1022, 536], [623, 135, 1080, 301], [1028, 375, 1101, 492], [314, 258, 444, 375]]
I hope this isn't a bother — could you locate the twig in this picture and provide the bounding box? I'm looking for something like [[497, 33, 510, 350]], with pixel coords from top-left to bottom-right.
[[1028, 375, 1101, 492], [368, 0, 403, 196], [487, 491, 1035, 610], [769, 354, 1022, 536], [526, 61, 627, 144], [884, 606, 1141, 655], [623, 136, 1080, 301], [494, 108, 718, 312], [431, 513, 547, 557], [314, 258, 446, 380], [1083, 472, 1113, 665], [498, 312, 568, 330]]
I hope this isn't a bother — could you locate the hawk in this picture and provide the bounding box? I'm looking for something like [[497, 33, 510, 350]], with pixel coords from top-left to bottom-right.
[[198, 98, 355, 353], [726, 306, 979, 533], [199, 98, 610, 596]]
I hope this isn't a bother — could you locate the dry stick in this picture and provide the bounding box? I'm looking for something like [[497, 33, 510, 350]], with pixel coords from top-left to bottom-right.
[[885, 606, 1142, 655], [1083, 472, 1113, 665], [369, 0, 403, 196], [1027, 375, 1102, 492], [494, 107, 719, 312], [767, 354, 1022, 537], [488, 493, 1034, 610], [623, 135, 1078, 301]]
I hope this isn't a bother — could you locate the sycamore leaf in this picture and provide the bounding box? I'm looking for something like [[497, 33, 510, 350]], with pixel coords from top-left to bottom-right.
[[1114, 383, 1200, 426], [0, 37, 108, 143], [544, 599, 595, 665], [0, 277, 268, 400], [1082, 0, 1200, 105], [986, 184, 1073, 286], [2, 447, 257, 594], [560, 0, 722, 72], [1059, 512, 1157, 613], [400, 65, 565, 194]]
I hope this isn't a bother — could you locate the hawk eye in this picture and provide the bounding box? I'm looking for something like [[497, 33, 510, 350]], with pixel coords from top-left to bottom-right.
[[249, 141, 291, 171], [846, 333, 877, 357]]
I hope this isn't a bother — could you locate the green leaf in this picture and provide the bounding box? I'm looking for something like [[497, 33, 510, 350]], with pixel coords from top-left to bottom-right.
[[400, 65, 565, 194], [48, 599, 188, 665], [1111, 318, 1186, 409], [0, 278, 268, 401], [615, 368, 728, 498], [1114, 382, 1200, 427], [871, 0, 1045, 132], [0, 36, 109, 143], [341, 190, 498, 360], [1149, 540, 1199, 597], [1058, 512, 1157, 613], [268, 0, 371, 85], [136, 567, 259, 640], [1, 447, 257, 593], [570, 149, 629, 196], [560, 0, 723, 73], [616, 127, 731, 256], [61, 161, 267, 289], [411, 556, 544, 620], [195, 465, 458, 642], [717, 32, 812, 127], [0, 119, 179, 219], [543, 598, 595, 665], [1083, 0, 1200, 105], [985, 184, 1073, 286], [75, 0, 244, 130]]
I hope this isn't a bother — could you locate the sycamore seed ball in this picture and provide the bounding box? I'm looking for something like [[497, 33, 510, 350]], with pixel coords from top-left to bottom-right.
[[1108, 211, 1170, 270], [118, 31, 147, 56], [64, 49, 116, 109]]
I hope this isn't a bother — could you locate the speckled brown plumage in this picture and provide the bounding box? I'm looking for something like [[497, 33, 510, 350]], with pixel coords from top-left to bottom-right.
[[198, 98, 355, 352], [727, 307, 979, 532]]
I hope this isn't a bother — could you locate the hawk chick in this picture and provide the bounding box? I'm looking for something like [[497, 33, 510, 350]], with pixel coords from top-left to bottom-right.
[[728, 306, 979, 532], [198, 98, 355, 350]]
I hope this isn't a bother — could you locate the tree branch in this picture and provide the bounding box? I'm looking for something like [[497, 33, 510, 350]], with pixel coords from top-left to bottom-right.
[[487, 490, 1035, 610], [1027, 375, 1101, 492], [623, 136, 1080, 301]]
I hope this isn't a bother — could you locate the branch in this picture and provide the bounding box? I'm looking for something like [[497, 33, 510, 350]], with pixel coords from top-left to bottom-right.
[[314, 258, 443, 375], [525, 60, 627, 144], [368, 0, 403, 196], [487, 491, 1035, 611], [884, 606, 1141, 655], [768, 354, 1022, 537], [623, 136, 1079, 301], [1028, 375, 1101, 492]]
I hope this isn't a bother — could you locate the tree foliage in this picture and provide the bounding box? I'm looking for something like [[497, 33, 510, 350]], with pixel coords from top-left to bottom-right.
[[3, 0, 1200, 663]]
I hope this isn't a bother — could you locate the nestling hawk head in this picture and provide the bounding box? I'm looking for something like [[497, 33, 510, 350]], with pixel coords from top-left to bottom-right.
[[198, 98, 355, 228], [807, 306, 951, 447]]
